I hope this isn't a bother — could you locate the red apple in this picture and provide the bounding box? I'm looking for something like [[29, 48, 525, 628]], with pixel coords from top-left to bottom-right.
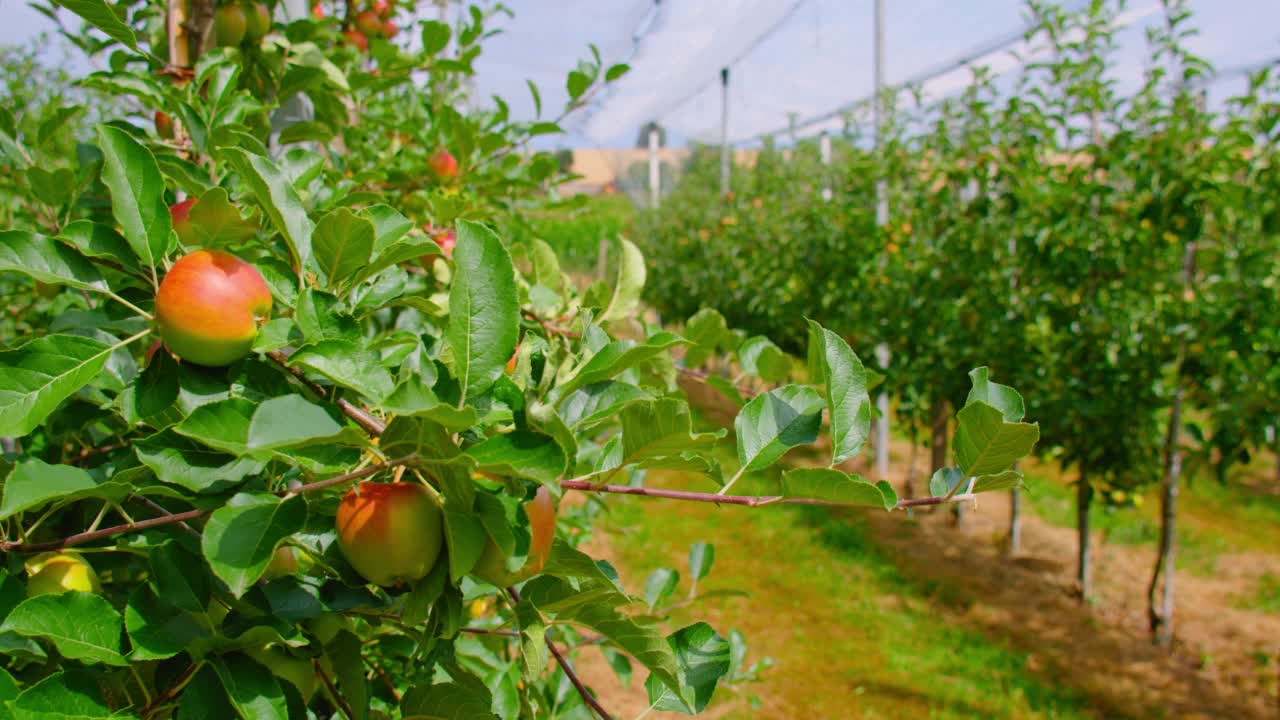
[[505, 346, 518, 375], [429, 150, 458, 180], [381, 19, 398, 38], [372, 0, 392, 17], [154, 250, 272, 367], [341, 29, 368, 52], [311, 2, 323, 18], [471, 486, 556, 585], [215, 5, 248, 47], [155, 111, 175, 140], [244, 2, 271, 41], [355, 10, 382, 37], [169, 197, 196, 227], [336, 482, 444, 587]]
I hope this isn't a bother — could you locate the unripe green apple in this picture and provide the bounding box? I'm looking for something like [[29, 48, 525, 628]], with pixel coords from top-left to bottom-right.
[[246, 645, 318, 701], [355, 10, 382, 37], [215, 5, 248, 47], [25, 551, 101, 596], [260, 546, 311, 582], [155, 250, 273, 367], [429, 150, 458, 180], [336, 482, 443, 587], [244, 3, 271, 40]]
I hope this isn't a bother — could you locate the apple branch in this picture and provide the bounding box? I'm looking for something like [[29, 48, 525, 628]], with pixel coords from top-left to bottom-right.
[[560, 479, 976, 512], [266, 349, 387, 436], [507, 587, 614, 720], [315, 659, 357, 720], [0, 455, 418, 553]]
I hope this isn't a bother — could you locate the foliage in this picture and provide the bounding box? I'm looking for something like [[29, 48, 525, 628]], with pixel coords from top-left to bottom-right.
[[0, 0, 1037, 717]]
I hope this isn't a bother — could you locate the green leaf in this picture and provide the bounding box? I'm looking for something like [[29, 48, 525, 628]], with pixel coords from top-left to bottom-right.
[[51, 0, 140, 52], [557, 603, 682, 700], [96, 124, 171, 275], [135, 429, 264, 493], [56, 221, 140, 274], [251, 318, 302, 353], [150, 542, 211, 614], [247, 395, 353, 451], [781, 468, 892, 508], [0, 459, 127, 520], [355, 234, 440, 286], [383, 376, 478, 430], [683, 308, 728, 368], [312, 208, 375, 289], [605, 63, 631, 82], [965, 367, 1026, 421], [125, 586, 209, 660], [644, 568, 679, 610], [687, 542, 714, 582], [201, 493, 308, 597], [364, 205, 414, 253], [0, 231, 105, 291], [180, 187, 260, 249], [806, 321, 871, 464], [734, 385, 824, 473], [559, 381, 652, 431], [953, 401, 1040, 477], [515, 599, 547, 679], [599, 237, 645, 324], [420, 20, 451, 55], [10, 670, 118, 719], [929, 467, 966, 498], [529, 238, 564, 293], [556, 332, 686, 398], [176, 666, 237, 719], [738, 336, 791, 383], [0, 593, 126, 665], [644, 623, 731, 714], [401, 680, 497, 720], [224, 148, 315, 275], [211, 654, 289, 720], [0, 334, 115, 437], [566, 70, 591, 99], [606, 399, 725, 481], [465, 431, 566, 487], [444, 510, 486, 583], [324, 630, 369, 720], [289, 340, 394, 402], [447, 220, 518, 403], [973, 469, 1025, 494]]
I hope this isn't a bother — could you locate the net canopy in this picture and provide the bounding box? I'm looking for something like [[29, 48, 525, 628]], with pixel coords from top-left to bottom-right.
[[473, 0, 1280, 147]]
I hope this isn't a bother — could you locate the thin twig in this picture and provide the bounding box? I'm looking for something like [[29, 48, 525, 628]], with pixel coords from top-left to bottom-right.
[[131, 495, 200, 539], [560, 479, 976, 512], [507, 587, 613, 720], [314, 659, 356, 720], [266, 350, 387, 436], [0, 455, 417, 553], [676, 366, 760, 399]]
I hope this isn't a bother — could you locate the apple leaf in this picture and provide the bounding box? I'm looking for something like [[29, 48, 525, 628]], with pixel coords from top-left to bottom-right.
[[223, 148, 315, 276], [464, 431, 566, 487], [555, 331, 687, 399], [734, 385, 824, 473], [179, 187, 260, 249], [738, 336, 791, 383], [201, 493, 307, 597], [953, 401, 1040, 477], [51, 0, 141, 53], [289, 340, 395, 403], [599, 237, 645, 324], [0, 333, 115, 437], [806, 320, 871, 465], [125, 586, 210, 660], [782, 467, 895, 509], [56, 220, 142, 276], [312, 208, 375, 290], [96, 124, 172, 276], [210, 654, 289, 720], [10, 670, 119, 718], [644, 623, 731, 714], [0, 230, 106, 291], [446, 220, 518, 404], [401, 679, 497, 720], [1, 593, 127, 666], [0, 459, 129, 520], [559, 381, 652, 431]]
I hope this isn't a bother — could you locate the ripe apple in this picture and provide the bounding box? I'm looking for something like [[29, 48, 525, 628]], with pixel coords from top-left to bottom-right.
[[244, 2, 271, 41], [155, 250, 273, 367], [381, 19, 398, 38], [25, 551, 101, 596], [341, 29, 369, 52], [429, 150, 458, 180], [155, 111, 175, 140], [372, 0, 392, 17], [215, 5, 248, 47], [311, 2, 323, 18], [355, 10, 382, 37], [434, 228, 456, 257], [336, 482, 443, 587]]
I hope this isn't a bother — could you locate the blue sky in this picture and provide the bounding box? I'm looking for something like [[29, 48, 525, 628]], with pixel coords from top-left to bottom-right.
[[2, 0, 1277, 147]]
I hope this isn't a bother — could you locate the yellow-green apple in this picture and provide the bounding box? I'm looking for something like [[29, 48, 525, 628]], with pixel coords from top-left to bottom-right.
[[244, 2, 271, 40], [25, 551, 101, 596], [336, 482, 443, 586], [260, 546, 311, 582], [215, 5, 248, 46], [154, 250, 273, 367], [429, 150, 458, 180]]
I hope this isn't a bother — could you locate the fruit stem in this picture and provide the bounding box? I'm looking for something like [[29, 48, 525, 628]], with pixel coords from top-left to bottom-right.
[[102, 291, 155, 321]]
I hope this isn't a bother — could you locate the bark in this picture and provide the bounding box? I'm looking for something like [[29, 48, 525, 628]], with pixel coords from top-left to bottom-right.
[[1148, 384, 1182, 646], [1008, 461, 1022, 557], [1077, 471, 1093, 601], [929, 397, 948, 474], [903, 435, 919, 501]]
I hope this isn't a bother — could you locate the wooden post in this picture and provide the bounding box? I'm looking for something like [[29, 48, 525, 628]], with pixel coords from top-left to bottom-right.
[[820, 131, 832, 201], [648, 125, 660, 209], [1077, 472, 1093, 601], [872, 0, 891, 482], [720, 67, 731, 197]]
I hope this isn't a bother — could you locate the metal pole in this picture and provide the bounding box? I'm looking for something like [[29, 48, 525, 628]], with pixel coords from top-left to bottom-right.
[[648, 126, 661, 209], [873, 0, 891, 481], [820, 130, 832, 201], [720, 67, 731, 197]]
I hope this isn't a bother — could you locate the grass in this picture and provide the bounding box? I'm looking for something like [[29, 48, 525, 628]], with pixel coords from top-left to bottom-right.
[[1235, 573, 1280, 614], [598, 464, 1098, 719], [515, 194, 636, 272]]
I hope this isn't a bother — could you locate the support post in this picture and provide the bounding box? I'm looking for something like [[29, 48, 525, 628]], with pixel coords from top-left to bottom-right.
[[720, 67, 730, 197], [872, 0, 891, 481], [820, 130, 832, 201], [648, 125, 660, 209]]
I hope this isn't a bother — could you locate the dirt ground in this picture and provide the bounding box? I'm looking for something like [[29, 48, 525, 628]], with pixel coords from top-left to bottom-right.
[[570, 377, 1280, 719]]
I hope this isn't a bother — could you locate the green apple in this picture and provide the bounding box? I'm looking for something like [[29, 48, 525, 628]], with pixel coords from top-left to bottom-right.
[[25, 551, 101, 596]]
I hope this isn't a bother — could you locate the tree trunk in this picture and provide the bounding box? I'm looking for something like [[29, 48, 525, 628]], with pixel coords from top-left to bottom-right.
[[929, 398, 948, 474], [1008, 461, 1021, 557], [1273, 424, 1279, 488], [1077, 471, 1093, 601], [903, 435, 919, 501], [1149, 385, 1182, 646]]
